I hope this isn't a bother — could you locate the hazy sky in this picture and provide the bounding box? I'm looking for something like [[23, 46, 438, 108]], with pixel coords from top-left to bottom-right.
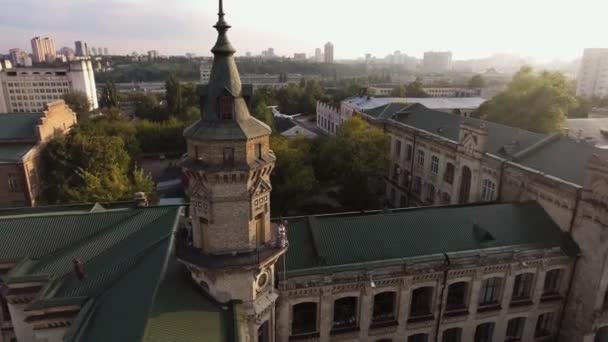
[[0, 0, 605, 61]]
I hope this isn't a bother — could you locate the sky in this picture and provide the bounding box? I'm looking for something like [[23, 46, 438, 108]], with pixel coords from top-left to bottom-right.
[[0, 0, 605, 61]]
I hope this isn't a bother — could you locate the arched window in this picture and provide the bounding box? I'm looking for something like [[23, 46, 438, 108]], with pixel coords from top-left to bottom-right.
[[543, 269, 563, 297], [372, 292, 396, 323], [481, 179, 496, 201], [425, 183, 436, 204], [535, 312, 556, 338], [458, 166, 472, 203], [506, 317, 526, 341], [446, 282, 468, 312], [444, 162, 455, 184], [410, 287, 433, 318], [595, 326, 608, 342], [408, 334, 428, 342], [218, 93, 234, 120], [475, 322, 495, 342], [291, 302, 317, 336], [332, 297, 358, 330], [479, 277, 502, 307], [512, 273, 534, 302], [442, 327, 462, 342]]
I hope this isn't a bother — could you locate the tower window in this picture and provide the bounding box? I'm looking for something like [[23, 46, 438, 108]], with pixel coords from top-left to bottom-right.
[[219, 93, 234, 120], [256, 143, 263, 159], [223, 147, 234, 166]]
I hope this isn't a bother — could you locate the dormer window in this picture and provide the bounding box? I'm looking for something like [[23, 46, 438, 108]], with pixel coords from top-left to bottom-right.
[[219, 93, 234, 120]]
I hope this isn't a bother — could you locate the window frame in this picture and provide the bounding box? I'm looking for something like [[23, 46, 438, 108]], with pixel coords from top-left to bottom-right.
[[291, 302, 318, 336], [481, 179, 496, 202], [479, 277, 502, 306], [372, 292, 397, 323], [430, 155, 440, 175], [416, 150, 425, 168], [444, 163, 455, 184], [332, 296, 359, 330], [512, 273, 534, 301], [543, 269, 563, 296]]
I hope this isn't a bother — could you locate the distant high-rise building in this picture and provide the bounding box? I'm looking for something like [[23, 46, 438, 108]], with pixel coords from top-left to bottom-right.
[[577, 48, 608, 98], [315, 48, 323, 62], [324, 42, 334, 64], [8, 48, 23, 66], [148, 50, 159, 60], [245, 52, 252, 57], [31, 36, 56, 63], [59, 47, 76, 61], [103, 47, 109, 56], [293, 53, 306, 61], [98, 47, 103, 56], [74, 41, 89, 57], [422, 51, 452, 72], [91, 47, 97, 56]]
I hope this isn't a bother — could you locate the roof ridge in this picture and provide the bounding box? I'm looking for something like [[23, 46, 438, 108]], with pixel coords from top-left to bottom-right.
[[511, 133, 562, 161]]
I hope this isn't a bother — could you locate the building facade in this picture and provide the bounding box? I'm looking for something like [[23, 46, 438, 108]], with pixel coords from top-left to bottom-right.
[[576, 48, 608, 98], [30, 37, 56, 64], [422, 51, 452, 73], [324, 42, 334, 64], [423, 87, 482, 98], [0, 60, 98, 113], [276, 202, 577, 342], [352, 102, 608, 342], [0, 100, 77, 208]]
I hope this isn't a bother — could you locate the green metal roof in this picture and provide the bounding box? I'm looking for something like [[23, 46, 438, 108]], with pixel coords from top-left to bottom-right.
[[281, 202, 578, 275], [0, 143, 34, 163], [364, 102, 608, 186], [0, 204, 192, 342], [0, 113, 42, 140], [143, 258, 235, 342]]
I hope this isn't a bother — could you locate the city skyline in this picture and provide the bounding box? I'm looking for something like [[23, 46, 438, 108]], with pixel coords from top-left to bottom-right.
[[0, 0, 604, 62]]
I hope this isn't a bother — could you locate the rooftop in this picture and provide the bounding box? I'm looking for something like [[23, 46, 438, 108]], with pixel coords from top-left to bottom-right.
[[343, 96, 486, 111], [363, 102, 608, 185], [281, 202, 578, 276], [0, 112, 42, 141], [0, 202, 234, 342]]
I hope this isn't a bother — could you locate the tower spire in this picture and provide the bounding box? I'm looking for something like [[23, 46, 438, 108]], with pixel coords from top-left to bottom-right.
[[212, 0, 235, 55]]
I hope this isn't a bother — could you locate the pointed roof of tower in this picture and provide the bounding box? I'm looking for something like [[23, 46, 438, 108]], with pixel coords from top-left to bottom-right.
[[184, 0, 270, 141]]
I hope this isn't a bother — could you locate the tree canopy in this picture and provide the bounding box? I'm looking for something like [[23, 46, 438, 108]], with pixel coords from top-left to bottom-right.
[[61, 92, 91, 121], [405, 78, 428, 97], [477, 66, 577, 133], [468, 74, 486, 88], [99, 80, 120, 109]]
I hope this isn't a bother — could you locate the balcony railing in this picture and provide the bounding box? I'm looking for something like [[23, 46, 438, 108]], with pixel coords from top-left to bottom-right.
[[176, 239, 287, 269]]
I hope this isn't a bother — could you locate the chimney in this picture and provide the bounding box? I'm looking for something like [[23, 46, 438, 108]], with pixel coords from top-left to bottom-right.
[[134, 192, 148, 207], [72, 258, 85, 280]]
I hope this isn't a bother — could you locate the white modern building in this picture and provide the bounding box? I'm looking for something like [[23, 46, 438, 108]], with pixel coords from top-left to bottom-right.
[[0, 60, 98, 113], [576, 48, 608, 98], [422, 51, 452, 72]]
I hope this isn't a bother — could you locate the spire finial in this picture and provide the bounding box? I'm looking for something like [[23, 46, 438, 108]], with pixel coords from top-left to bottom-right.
[[219, 0, 224, 14], [212, 0, 235, 55]]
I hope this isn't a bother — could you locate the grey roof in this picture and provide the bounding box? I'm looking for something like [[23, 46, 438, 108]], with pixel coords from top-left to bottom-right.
[[365, 102, 546, 157], [0, 143, 34, 163], [0, 113, 42, 141], [567, 118, 608, 148], [343, 96, 486, 111], [364, 103, 608, 186], [281, 202, 578, 276]]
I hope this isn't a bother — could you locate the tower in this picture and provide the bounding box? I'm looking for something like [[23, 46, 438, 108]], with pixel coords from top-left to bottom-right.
[[178, 1, 286, 341]]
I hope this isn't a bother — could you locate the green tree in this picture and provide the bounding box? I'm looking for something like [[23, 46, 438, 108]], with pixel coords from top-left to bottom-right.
[[405, 78, 428, 97], [39, 130, 154, 204], [61, 92, 91, 121], [253, 100, 274, 130], [318, 116, 389, 210], [468, 74, 486, 88], [165, 73, 183, 116], [478, 67, 577, 133], [181, 82, 199, 108], [99, 80, 120, 108], [391, 85, 406, 97], [130, 92, 168, 121], [270, 136, 318, 214]]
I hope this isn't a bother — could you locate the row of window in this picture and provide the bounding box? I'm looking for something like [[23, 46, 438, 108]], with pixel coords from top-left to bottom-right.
[[291, 269, 564, 338], [10, 92, 66, 101], [5, 81, 69, 87], [8, 87, 69, 95]]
